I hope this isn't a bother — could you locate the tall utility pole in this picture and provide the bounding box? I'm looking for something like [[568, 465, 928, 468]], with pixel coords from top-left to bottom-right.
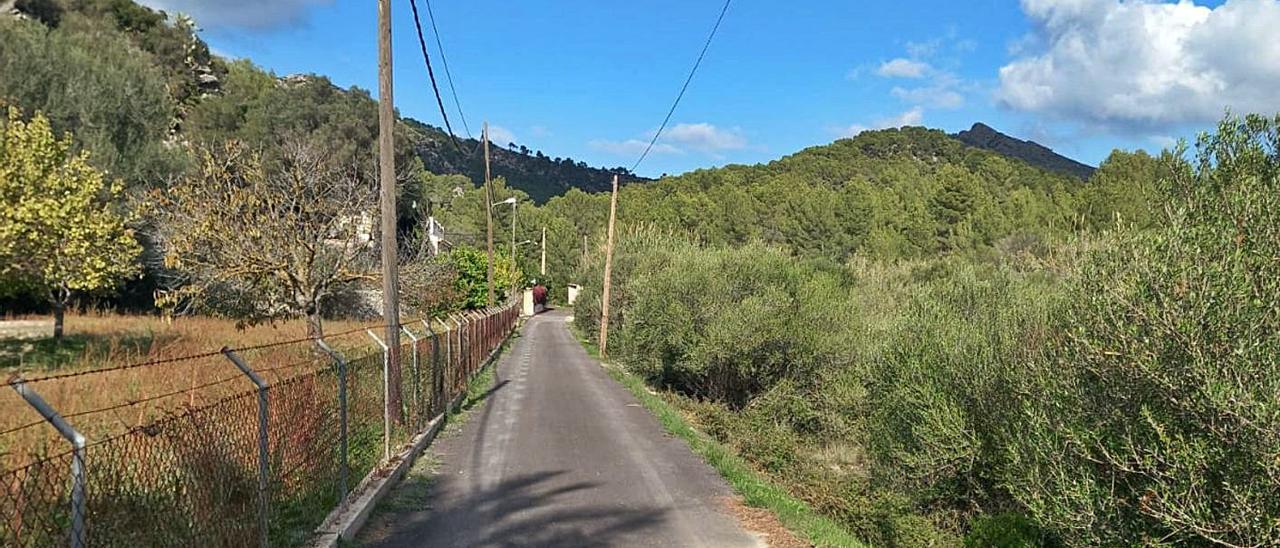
[[376, 0, 403, 422], [599, 175, 619, 357], [540, 227, 546, 276], [484, 123, 495, 306]]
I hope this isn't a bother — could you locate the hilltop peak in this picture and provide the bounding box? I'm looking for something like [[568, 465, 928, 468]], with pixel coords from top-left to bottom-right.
[[953, 123, 1095, 180]]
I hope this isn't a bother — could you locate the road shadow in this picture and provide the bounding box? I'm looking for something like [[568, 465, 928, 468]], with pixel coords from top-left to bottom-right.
[[460, 379, 510, 414], [358, 470, 668, 547]]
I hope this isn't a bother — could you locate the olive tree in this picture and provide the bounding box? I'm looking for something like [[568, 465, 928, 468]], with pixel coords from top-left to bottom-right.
[[150, 139, 376, 338]]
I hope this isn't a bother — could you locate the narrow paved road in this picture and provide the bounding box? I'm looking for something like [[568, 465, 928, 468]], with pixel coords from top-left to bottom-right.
[[359, 309, 762, 547]]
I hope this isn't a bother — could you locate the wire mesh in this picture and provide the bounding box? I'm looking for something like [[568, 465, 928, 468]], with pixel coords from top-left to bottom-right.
[[1, 303, 519, 547]]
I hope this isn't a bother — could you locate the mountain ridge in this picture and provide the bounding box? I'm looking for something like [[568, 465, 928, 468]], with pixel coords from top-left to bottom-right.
[[403, 118, 645, 204], [952, 122, 1095, 180]]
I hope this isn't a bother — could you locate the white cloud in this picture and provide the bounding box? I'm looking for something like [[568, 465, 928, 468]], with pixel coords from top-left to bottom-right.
[[1149, 135, 1180, 149], [589, 139, 683, 156], [591, 122, 746, 158], [136, 0, 333, 29], [999, 0, 1280, 132], [661, 123, 747, 152], [839, 107, 926, 137], [906, 39, 942, 59], [892, 85, 965, 109], [877, 58, 931, 79], [487, 125, 518, 147], [529, 125, 552, 138]]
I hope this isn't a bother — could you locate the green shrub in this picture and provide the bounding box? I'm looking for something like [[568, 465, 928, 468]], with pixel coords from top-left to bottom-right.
[[863, 260, 1068, 532], [964, 513, 1056, 548], [1004, 114, 1280, 546], [602, 239, 859, 407]]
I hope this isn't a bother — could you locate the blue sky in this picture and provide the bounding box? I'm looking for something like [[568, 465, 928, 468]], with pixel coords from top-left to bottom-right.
[[142, 0, 1277, 178]]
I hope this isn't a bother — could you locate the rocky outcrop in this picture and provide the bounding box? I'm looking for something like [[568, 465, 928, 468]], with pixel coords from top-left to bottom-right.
[[954, 123, 1095, 180]]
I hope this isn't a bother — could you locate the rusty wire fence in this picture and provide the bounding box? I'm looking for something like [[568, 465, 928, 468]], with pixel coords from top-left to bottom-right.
[[0, 302, 520, 547]]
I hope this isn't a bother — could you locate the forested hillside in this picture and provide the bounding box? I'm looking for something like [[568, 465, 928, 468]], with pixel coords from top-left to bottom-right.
[[405, 118, 639, 203], [0, 0, 626, 201], [0, 0, 636, 311], [428, 123, 1163, 311]]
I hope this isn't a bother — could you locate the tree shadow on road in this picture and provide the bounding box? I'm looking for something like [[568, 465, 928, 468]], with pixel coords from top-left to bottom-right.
[[358, 470, 668, 547]]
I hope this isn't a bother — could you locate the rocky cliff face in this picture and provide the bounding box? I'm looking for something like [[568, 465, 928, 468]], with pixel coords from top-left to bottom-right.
[[954, 123, 1095, 180]]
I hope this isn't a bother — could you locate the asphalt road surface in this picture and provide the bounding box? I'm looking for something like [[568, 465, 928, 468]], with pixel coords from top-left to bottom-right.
[[359, 309, 763, 548]]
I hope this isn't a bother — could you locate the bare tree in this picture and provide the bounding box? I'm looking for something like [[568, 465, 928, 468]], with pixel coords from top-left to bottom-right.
[[150, 139, 376, 338]]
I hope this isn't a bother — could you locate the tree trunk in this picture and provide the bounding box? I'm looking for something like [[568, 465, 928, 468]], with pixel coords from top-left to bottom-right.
[[306, 311, 323, 340], [51, 286, 70, 343], [53, 301, 65, 342]]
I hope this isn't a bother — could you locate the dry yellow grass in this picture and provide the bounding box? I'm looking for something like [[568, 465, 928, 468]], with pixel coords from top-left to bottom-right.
[[0, 312, 399, 470]]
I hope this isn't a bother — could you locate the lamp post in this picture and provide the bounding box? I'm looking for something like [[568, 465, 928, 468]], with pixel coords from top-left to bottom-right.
[[492, 197, 518, 267]]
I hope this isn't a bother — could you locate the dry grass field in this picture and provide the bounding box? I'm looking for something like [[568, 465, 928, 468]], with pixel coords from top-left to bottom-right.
[[0, 312, 393, 470]]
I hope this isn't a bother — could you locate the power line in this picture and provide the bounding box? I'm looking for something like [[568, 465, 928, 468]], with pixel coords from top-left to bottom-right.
[[423, 0, 472, 139], [408, 0, 463, 151], [631, 0, 733, 173]]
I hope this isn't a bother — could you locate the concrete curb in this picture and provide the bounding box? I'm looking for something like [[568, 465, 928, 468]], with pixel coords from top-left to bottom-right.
[[309, 321, 521, 548]]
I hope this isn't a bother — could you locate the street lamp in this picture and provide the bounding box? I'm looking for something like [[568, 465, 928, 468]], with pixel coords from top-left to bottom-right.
[[491, 197, 518, 265]]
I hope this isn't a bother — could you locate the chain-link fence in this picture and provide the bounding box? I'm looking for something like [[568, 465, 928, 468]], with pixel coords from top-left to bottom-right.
[[1, 303, 520, 547]]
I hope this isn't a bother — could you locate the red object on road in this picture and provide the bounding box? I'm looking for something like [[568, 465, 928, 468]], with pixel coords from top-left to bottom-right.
[[532, 285, 548, 306]]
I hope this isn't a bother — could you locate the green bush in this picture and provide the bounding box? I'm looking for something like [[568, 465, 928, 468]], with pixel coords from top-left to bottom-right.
[[595, 237, 859, 407], [1003, 114, 1280, 546], [863, 260, 1068, 530], [964, 513, 1056, 548]]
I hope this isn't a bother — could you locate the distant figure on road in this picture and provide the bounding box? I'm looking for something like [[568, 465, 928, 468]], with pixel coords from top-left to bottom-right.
[[532, 284, 548, 313]]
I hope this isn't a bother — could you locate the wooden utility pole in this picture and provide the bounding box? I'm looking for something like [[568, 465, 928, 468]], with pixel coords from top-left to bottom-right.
[[598, 175, 619, 357], [540, 227, 546, 276], [376, 0, 403, 422], [484, 123, 495, 306]]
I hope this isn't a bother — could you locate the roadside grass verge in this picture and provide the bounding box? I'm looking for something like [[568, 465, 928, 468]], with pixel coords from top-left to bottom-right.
[[570, 327, 865, 548]]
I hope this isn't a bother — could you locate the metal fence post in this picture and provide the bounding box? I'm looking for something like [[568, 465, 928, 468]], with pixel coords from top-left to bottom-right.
[[400, 326, 422, 430], [472, 311, 483, 372], [475, 310, 484, 370], [9, 377, 86, 548], [365, 330, 391, 462], [465, 312, 475, 374], [221, 348, 270, 548], [486, 308, 494, 350], [421, 320, 440, 416], [315, 338, 349, 498], [441, 317, 453, 400], [453, 316, 468, 394]]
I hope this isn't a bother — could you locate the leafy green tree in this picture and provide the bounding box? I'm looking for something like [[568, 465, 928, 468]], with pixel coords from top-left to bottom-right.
[[444, 246, 519, 309], [0, 108, 142, 339], [1080, 149, 1165, 230]]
